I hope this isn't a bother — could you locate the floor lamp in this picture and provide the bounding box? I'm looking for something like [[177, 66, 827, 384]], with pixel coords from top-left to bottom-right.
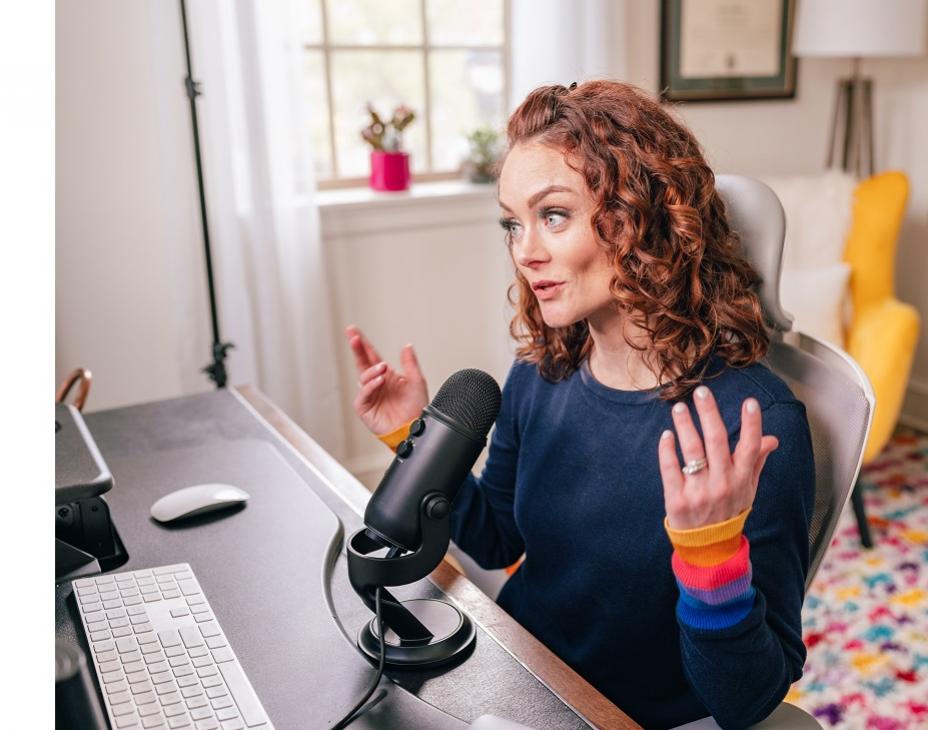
[[792, 0, 927, 178]]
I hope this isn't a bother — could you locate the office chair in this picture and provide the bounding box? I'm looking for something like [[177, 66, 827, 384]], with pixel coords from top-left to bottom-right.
[[716, 175, 876, 590]]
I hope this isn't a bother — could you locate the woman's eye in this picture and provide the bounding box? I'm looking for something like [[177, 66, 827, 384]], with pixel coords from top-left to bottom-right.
[[543, 210, 568, 226], [498, 218, 521, 244]]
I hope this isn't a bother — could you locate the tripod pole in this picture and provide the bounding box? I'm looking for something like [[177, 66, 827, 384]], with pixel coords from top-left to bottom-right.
[[179, 0, 233, 388]]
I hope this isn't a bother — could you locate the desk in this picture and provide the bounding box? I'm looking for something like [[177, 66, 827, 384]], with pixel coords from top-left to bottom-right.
[[55, 387, 638, 729]]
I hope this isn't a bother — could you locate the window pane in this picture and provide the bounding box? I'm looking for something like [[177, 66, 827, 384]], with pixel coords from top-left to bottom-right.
[[303, 51, 333, 180], [429, 50, 504, 171], [427, 0, 503, 45], [327, 0, 422, 45], [331, 51, 427, 177], [298, 0, 324, 45]]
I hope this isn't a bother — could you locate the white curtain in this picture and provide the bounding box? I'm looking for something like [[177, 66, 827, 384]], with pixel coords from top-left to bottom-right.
[[187, 0, 346, 460], [509, 0, 618, 111]]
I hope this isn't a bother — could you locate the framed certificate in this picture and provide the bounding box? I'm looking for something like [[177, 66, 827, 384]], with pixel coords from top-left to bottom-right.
[[660, 0, 797, 102]]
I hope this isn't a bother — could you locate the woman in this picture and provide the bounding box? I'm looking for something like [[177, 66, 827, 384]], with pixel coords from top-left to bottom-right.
[[345, 80, 815, 730]]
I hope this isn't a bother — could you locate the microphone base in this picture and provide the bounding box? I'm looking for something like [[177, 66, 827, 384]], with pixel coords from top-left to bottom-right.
[[358, 598, 475, 669]]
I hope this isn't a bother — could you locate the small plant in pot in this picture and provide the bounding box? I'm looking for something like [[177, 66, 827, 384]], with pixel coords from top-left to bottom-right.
[[461, 126, 503, 183], [361, 103, 415, 191]]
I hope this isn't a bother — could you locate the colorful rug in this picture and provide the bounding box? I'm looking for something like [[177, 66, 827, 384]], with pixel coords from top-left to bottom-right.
[[787, 426, 928, 729]]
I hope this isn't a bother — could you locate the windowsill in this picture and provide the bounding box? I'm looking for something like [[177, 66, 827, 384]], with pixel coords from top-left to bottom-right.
[[315, 178, 498, 212]]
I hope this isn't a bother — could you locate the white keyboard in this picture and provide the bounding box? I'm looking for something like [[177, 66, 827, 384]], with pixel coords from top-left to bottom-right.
[[72, 563, 273, 730]]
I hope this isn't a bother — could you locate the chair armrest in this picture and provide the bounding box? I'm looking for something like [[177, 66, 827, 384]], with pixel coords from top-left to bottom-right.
[[846, 298, 920, 461]]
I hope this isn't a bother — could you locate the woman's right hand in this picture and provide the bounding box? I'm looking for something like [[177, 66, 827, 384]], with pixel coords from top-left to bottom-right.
[[345, 324, 429, 436]]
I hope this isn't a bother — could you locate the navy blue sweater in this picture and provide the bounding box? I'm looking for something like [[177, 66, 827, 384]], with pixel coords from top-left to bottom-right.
[[449, 354, 815, 729]]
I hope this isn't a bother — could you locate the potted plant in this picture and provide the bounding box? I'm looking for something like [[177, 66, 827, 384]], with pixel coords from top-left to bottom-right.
[[361, 103, 415, 191], [461, 126, 503, 183]]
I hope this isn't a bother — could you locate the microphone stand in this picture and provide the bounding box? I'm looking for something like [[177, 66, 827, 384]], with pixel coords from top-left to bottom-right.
[[347, 493, 475, 668], [178, 0, 233, 388]]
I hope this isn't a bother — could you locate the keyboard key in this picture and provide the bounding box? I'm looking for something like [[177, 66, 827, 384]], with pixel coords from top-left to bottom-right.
[[132, 682, 155, 696], [165, 646, 186, 658], [190, 605, 211, 615], [104, 599, 124, 610], [210, 696, 233, 710], [144, 594, 162, 603], [156, 681, 180, 696], [180, 627, 204, 648], [105, 680, 129, 695], [169, 656, 191, 668], [142, 642, 164, 655], [177, 580, 199, 596], [176, 675, 200, 688], [192, 656, 212, 669], [130, 614, 150, 625], [135, 622, 155, 634], [163, 589, 182, 599], [194, 613, 215, 624], [182, 686, 204, 699], [113, 626, 134, 638], [138, 703, 162, 718], [199, 623, 221, 639], [211, 648, 234, 664], [220, 720, 244, 730], [215, 707, 238, 721], [186, 696, 209, 710], [101, 670, 125, 684], [159, 630, 182, 648], [85, 610, 107, 624], [128, 671, 151, 684], [151, 672, 174, 685], [200, 676, 222, 689], [123, 660, 146, 675], [196, 666, 218, 678], [190, 707, 212, 721], [136, 691, 158, 705], [121, 650, 143, 664], [97, 649, 118, 664], [107, 608, 128, 619], [169, 715, 192, 728], [113, 703, 136, 717], [186, 596, 206, 606], [109, 690, 132, 705], [124, 595, 144, 606], [94, 640, 116, 654], [90, 629, 112, 642], [160, 692, 182, 707], [196, 719, 219, 730], [110, 617, 130, 629], [165, 703, 187, 718], [142, 714, 166, 728], [173, 664, 196, 677], [128, 605, 147, 616], [148, 661, 169, 675], [145, 651, 168, 665], [138, 633, 160, 646], [188, 646, 209, 658], [99, 660, 121, 674], [205, 686, 227, 700], [116, 637, 139, 654], [115, 713, 141, 728], [170, 607, 191, 618]]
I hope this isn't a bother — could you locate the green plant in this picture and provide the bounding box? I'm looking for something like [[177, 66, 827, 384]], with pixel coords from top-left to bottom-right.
[[361, 103, 416, 152], [462, 126, 503, 183]]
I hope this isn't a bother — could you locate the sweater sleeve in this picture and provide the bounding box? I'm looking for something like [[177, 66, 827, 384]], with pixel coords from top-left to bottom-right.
[[448, 362, 525, 570], [671, 401, 815, 730]]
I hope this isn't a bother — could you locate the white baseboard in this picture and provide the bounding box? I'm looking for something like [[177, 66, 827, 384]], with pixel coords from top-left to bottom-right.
[[902, 376, 928, 434]]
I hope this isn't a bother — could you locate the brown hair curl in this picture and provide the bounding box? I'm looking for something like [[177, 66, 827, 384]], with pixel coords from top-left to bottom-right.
[[503, 79, 768, 401]]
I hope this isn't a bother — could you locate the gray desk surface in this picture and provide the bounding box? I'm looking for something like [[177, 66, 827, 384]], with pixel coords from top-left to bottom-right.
[[55, 388, 636, 730]]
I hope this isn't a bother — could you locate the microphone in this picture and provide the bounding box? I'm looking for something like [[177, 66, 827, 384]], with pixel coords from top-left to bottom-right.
[[363, 368, 502, 552], [346, 368, 501, 669]]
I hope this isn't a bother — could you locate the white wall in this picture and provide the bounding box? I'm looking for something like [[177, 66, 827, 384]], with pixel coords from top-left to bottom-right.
[[56, 0, 210, 412], [620, 3, 928, 430]]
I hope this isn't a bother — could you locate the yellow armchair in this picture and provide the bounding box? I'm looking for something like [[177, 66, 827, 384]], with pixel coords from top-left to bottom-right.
[[842, 171, 920, 546]]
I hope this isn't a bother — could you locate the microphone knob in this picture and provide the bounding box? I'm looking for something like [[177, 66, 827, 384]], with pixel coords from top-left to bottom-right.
[[409, 418, 426, 437], [396, 440, 413, 458], [424, 495, 450, 520]]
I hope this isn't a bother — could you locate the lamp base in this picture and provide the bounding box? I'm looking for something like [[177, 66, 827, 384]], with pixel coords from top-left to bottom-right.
[[358, 598, 475, 669]]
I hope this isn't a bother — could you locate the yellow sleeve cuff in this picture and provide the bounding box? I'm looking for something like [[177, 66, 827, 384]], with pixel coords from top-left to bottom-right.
[[377, 420, 414, 452], [664, 509, 751, 567]]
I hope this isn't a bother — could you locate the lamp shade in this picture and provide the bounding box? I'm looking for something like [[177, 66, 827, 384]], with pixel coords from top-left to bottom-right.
[[793, 0, 927, 58]]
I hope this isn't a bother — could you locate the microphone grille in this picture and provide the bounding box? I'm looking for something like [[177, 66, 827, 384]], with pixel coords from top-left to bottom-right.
[[430, 369, 502, 436]]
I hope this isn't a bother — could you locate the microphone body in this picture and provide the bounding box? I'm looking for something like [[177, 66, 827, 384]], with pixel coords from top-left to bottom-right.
[[363, 368, 502, 552], [364, 406, 484, 551]]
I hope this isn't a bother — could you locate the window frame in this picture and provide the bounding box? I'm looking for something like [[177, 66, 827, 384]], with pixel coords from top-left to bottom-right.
[[309, 0, 511, 190]]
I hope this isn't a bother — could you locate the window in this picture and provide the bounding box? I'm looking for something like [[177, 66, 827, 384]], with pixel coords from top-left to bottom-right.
[[302, 0, 509, 188]]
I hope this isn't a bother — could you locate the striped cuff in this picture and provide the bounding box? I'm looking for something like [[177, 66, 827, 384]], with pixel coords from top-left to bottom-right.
[[665, 509, 755, 630], [376, 420, 413, 452]]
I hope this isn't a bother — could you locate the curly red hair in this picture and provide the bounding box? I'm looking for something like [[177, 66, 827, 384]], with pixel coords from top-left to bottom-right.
[[501, 79, 768, 401]]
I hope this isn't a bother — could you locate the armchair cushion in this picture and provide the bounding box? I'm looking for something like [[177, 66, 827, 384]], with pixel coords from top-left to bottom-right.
[[779, 264, 850, 349]]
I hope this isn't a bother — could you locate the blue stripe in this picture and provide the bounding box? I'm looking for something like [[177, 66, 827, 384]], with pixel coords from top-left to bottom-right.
[[676, 587, 756, 630]]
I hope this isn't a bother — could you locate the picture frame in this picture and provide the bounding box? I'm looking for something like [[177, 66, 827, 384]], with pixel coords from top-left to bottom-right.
[[660, 0, 797, 102]]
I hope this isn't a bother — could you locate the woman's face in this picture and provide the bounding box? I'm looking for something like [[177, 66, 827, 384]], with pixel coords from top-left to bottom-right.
[[497, 142, 617, 330]]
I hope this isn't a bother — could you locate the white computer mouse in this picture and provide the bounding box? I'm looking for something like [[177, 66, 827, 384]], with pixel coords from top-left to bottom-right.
[[150, 483, 250, 523]]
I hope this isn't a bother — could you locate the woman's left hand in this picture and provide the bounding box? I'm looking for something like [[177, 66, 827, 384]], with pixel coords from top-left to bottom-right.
[[658, 385, 780, 530]]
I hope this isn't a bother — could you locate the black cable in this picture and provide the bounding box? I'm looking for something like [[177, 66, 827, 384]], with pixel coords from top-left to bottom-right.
[[331, 587, 387, 729]]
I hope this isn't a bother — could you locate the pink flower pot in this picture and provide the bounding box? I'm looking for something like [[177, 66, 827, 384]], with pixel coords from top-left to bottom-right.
[[369, 151, 411, 191]]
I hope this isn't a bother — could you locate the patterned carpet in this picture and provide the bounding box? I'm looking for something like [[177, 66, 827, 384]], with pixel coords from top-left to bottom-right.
[[787, 426, 928, 729]]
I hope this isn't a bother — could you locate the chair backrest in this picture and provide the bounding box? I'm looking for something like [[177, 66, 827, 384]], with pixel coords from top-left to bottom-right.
[[715, 175, 875, 590]]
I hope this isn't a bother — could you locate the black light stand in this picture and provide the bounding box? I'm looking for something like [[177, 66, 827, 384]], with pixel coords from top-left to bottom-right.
[[178, 0, 234, 388]]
